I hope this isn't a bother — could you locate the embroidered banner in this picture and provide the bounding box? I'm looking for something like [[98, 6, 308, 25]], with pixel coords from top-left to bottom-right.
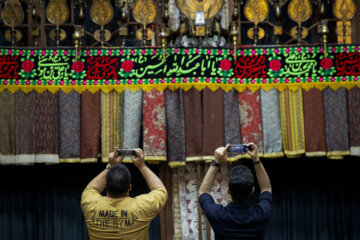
[[1, 46, 360, 93], [347, 87, 360, 156]]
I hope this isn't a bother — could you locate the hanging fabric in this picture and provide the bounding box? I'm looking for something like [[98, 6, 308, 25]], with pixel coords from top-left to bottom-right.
[[238, 89, 264, 157], [171, 168, 183, 239], [302, 88, 326, 157], [15, 91, 35, 164], [224, 89, 242, 161], [324, 87, 350, 159], [347, 87, 360, 156], [202, 88, 224, 161], [260, 89, 284, 158], [280, 88, 305, 158], [35, 91, 59, 163], [0, 90, 15, 164], [122, 89, 142, 162], [165, 89, 186, 167], [59, 90, 81, 163], [101, 91, 123, 163], [178, 164, 200, 239], [143, 89, 167, 162], [183, 88, 203, 161], [80, 90, 101, 163]]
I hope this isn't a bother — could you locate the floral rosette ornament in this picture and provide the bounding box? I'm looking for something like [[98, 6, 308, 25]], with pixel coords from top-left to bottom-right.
[[267, 56, 284, 78], [19, 58, 36, 79], [217, 58, 233, 78], [319, 56, 336, 76], [118, 59, 135, 78], [70, 60, 86, 80]]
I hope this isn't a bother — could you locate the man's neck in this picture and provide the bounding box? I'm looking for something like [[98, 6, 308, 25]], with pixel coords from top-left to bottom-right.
[[106, 192, 129, 198]]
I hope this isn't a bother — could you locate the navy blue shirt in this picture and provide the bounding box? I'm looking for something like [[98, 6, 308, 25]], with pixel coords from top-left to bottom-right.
[[199, 191, 272, 240]]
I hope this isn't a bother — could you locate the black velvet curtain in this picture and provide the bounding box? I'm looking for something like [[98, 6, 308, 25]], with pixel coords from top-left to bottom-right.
[[0, 163, 160, 240], [0, 159, 359, 240]]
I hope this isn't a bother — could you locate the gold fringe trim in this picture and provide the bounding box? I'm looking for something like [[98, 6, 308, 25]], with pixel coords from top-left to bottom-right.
[[327, 151, 350, 159], [80, 158, 98, 163], [2, 83, 360, 95], [262, 152, 285, 158], [305, 151, 327, 157], [144, 156, 167, 161], [284, 150, 305, 158], [169, 161, 186, 168], [60, 158, 81, 163]]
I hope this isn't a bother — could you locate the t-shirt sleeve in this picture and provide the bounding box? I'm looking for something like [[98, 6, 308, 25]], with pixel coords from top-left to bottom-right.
[[81, 186, 102, 219], [256, 191, 273, 219], [135, 187, 168, 219], [199, 193, 218, 222]]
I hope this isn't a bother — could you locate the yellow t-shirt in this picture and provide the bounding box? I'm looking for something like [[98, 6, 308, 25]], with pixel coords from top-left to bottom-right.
[[81, 186, 168, 240]]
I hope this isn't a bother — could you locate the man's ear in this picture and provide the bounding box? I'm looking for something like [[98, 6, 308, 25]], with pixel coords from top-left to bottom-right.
[[128, 184, 132, 192], [251, 186, 255, 195], [227, 187, 230, 195]]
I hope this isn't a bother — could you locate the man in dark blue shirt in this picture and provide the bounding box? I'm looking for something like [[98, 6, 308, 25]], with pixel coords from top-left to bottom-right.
[[198, 143, 272, 240]]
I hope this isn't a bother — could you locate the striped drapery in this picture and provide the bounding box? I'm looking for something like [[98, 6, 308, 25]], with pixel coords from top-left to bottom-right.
[[280, 88, 305, 158], [101, 91, 123, 163]]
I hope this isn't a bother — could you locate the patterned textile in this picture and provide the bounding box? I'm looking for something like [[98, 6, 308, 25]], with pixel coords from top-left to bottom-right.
[[279, 89, 305, 158], [122, 89, 142, 163], [224, 90, 242, 161], [302, 88, 326, 157], [238, 90, 263, 157], [101, 91, 123, 163], [172, 168, 183, 240], [202, 88, 224, 160], [260, 89, 284, 158], [178, 165, 200, 240], [59, 90, 81, 163], [347, 87, 360, 156], [35, 91, 59, 163], [183, 88, 203, 161], [165, 89, 186, 167], [15, 91, 35, 164], [143, 89, 167, 161], [80, 90, 101, 162], [0, 90, 15, 164], [324, 87, 350, 159]]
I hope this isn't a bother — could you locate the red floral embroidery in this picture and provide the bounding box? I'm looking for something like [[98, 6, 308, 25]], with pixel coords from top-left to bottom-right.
[[72, 61, 84, 73], [220, 59, 232, 71], [269, 59, 281, 71], [121, 60, 134, 72], [320, 58, 333, 70], [22, 60, 34, 72]]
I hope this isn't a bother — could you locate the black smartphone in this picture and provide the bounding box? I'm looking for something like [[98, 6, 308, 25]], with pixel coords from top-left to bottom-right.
[[117, 149, 137, 157], [227, 144, 253, 153]]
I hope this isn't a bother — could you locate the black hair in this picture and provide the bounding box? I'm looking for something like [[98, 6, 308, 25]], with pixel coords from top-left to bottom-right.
[[229, 165, 254, 203], [106, 164, 131, 196]]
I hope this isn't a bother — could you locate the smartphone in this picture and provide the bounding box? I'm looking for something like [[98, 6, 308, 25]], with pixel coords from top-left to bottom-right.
[[227, 144, 253, 153], [117, 149, 137, 157]]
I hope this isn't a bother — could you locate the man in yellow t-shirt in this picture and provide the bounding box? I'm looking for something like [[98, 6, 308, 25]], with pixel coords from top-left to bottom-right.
[[81, 148, 168, 240]]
